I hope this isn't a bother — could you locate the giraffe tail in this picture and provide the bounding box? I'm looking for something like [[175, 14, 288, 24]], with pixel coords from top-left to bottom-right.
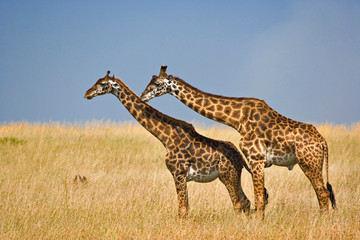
[[323, 142, 336, 209]]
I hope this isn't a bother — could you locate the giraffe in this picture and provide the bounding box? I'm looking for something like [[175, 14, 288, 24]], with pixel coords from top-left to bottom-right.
[[140, 65, 336, 218], [84, 71, 266, 218]]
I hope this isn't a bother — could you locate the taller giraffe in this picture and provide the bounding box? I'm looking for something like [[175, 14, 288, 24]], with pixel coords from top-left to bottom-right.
[[84, 71, 262, 218], [140, 65, 336, 217]]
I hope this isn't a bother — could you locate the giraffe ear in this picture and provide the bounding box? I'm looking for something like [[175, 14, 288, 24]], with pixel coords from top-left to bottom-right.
[[159, 65, 168, 77]]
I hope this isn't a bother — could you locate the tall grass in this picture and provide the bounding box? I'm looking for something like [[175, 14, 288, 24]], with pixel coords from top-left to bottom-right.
[[0, 121, 359, 239]]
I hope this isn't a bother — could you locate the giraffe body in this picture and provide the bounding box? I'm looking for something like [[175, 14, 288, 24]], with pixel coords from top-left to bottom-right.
[[140, 65, 336, 217], [84, 71, 260, 217]]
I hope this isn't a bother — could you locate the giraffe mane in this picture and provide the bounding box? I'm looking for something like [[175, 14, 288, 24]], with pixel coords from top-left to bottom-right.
[[172, 76, 262, 102]]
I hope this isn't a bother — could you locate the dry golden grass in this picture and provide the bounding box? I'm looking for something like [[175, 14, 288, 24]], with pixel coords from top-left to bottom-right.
[[0, 121, 359, 239]]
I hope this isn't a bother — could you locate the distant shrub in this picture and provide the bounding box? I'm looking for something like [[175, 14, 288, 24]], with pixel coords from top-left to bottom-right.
[[0, 137, 26, 145]]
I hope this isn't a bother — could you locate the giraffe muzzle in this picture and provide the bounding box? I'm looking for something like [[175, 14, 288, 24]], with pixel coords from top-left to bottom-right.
[[84, 92, 93, 99], [140, 95, 149, 102]]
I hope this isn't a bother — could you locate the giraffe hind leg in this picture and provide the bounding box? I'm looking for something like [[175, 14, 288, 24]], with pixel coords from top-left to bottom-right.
[[296, 145, 330, 210], [218, 163, 250, 215], [300, 164, 329, 210]]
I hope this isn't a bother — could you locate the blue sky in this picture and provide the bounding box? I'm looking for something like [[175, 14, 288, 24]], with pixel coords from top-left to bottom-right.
[[1, 0, 359, 125]]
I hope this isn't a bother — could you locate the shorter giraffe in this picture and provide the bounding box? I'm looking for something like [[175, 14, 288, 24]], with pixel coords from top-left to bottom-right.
[[84, 71, 265, 218]]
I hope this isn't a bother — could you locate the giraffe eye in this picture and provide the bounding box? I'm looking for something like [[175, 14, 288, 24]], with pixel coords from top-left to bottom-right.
[[100, 83, 106, 86]]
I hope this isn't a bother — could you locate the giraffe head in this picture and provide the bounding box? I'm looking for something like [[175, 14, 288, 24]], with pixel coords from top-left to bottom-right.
[[140, 65, 176, 102], [84, 71, 121, 99]]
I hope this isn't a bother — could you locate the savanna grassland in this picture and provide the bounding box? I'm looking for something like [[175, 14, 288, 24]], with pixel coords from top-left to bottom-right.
[[0, 121, 359, 239]]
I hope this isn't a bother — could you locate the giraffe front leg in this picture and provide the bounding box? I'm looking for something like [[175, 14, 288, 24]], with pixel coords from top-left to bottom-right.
[[250, 159, 266, 219], [172, 173, 189, 218]]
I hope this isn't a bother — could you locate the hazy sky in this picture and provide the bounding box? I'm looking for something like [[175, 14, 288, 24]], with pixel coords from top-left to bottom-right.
[[1, 0, 359, 125]]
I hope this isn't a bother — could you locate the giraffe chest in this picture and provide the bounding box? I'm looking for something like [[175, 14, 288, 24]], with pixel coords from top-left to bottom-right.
[[186, 165, 219, 183]]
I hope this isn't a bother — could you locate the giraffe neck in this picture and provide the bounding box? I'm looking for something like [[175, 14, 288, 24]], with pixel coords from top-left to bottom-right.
[[112, 78, 184, 146], [169, 77, 260, 130]]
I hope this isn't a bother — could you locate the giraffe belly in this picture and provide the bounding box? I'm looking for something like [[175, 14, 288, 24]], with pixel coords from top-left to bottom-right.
[[186, 166, 219, 183], [266, 151, 297, 170]]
